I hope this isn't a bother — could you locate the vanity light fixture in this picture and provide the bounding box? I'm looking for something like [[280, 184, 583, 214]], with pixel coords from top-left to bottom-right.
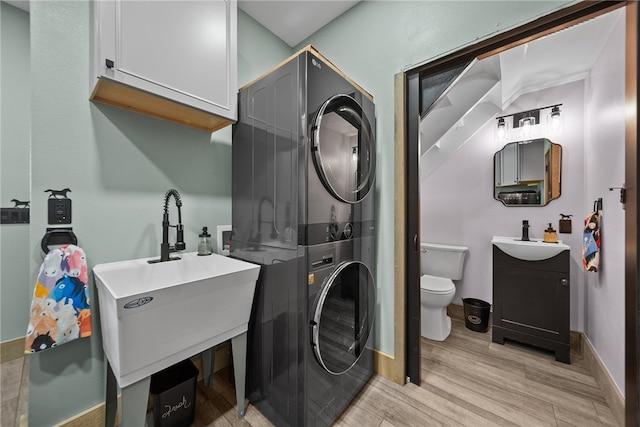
[[495, 103, 564, 141]]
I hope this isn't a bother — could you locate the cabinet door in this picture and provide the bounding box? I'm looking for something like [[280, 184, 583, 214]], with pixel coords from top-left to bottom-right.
[[500, 142, 519, 186], [92, 0, 237, 123], [519, 139, 545, 182], [494, 152, 502, 187], [494, 265, 569, 343]]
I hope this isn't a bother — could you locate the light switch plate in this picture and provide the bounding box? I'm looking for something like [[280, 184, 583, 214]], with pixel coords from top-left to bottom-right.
[[48, 198, 72, 224]]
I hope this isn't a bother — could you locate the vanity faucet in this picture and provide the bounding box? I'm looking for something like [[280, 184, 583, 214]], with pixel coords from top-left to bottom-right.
[[522, 219, 530, 241]]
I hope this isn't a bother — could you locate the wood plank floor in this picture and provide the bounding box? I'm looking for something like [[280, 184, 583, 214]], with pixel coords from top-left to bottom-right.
[[0, 317, 617, 426], [192, 317, 618, 427], [0, 354, 28, 427]]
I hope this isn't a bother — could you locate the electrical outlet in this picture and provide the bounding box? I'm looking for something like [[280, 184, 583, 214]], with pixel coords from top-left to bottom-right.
[[48, 199, 72, 224]]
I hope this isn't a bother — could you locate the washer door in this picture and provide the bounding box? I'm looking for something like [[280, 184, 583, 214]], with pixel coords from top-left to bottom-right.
[[311, 94, 376, 203], [311, 261, 376, 375]]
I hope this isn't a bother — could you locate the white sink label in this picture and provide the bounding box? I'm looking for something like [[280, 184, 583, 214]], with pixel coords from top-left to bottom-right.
[[123, 296, 153, 309]]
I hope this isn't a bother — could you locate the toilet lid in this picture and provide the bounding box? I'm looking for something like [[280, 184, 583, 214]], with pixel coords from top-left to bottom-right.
[[420, 275, 455, 294]]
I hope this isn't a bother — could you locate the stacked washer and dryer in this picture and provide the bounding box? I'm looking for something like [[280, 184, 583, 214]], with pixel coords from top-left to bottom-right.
[[230, 47, 376, 427]]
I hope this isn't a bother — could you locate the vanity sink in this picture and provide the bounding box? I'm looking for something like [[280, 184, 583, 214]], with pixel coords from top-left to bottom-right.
[[491, 236, 570, 261], [93, 252, 260, 388]]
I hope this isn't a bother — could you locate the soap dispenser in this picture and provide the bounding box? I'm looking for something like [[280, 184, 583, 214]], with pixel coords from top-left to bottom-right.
[[543, 223, 558, 243], [197, 226, 213, 256]]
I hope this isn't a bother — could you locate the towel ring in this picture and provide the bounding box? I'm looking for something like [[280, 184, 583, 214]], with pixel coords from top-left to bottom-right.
[[41, 227, 77, 254]]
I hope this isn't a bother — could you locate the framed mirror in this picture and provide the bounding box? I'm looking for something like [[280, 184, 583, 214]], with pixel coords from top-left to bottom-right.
[[494, 138, 561, 206]]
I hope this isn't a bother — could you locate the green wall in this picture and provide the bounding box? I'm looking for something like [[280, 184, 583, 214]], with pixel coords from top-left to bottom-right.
[[21, 0, 582, 423], [27, 2, 290, 425], [1, 2, 31, 342], [293, 0, 577, 355]]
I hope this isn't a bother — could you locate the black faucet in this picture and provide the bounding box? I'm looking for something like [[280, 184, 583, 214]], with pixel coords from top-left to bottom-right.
[[249, 197, 277, 249], [150, 189, 185, 263], [522, 219, 530, 241]]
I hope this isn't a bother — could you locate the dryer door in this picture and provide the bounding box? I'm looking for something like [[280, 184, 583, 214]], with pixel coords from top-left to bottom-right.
[[311, 260, 376, 375], [311, 94, 375, 203]]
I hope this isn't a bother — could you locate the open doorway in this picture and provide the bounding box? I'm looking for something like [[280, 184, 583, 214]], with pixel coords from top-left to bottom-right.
[[395, 1, 637, 425]]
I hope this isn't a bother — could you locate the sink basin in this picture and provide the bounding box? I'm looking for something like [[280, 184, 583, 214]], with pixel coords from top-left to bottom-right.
[[93, 252, 260, 388], [491, 236, 570, 261]]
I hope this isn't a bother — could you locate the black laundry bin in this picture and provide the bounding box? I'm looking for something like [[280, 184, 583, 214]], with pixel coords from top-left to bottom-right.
[[150, 359, 199, 427], [462, 298, 491, 333]]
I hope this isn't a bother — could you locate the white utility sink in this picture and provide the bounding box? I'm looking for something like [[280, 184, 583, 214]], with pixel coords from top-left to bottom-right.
[[93, 252, 260, 388], [491, 236, 570, 261]]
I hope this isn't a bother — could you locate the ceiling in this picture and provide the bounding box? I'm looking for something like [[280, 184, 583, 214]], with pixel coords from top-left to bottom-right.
[[238, 0, 360, 47], [419, 8, 623, 177], [4, 0, 359, 48]]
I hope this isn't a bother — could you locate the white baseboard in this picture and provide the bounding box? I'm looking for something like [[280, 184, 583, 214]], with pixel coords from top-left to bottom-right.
[[581, 333, 624, 427]]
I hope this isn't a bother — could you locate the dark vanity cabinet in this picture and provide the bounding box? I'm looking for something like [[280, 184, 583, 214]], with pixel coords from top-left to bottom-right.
[[492, 245, 570, 363]]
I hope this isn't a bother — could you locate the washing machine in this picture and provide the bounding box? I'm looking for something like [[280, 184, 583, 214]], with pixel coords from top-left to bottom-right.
[[231, 47, 376, 427], [231, 46, 376, 249], [233, 236, 375, 427]]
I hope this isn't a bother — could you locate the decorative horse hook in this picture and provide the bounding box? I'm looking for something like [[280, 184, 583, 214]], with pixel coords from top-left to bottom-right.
[[11, 199, 30, 208], [45, 188, 71, 199]]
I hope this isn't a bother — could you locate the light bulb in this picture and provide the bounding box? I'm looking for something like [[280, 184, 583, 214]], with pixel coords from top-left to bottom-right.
[[519, 116, 535, 138], [549, 106, 562, 132], [496, 117, 507, 141]]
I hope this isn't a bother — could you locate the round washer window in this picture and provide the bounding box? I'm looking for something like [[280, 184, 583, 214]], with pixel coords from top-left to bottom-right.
[[312, 94, 375, 203], [311, 261, 376, 375]]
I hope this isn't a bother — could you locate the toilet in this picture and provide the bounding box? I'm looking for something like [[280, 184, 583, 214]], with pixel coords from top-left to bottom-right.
[[420, 242, 468, 341]]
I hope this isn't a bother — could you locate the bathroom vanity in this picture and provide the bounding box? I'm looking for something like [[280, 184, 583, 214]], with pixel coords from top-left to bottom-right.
[[491, 236, 570, 363]]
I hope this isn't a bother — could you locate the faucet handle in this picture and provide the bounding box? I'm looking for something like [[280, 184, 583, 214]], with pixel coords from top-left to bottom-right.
[[175, 223, 185, 251]]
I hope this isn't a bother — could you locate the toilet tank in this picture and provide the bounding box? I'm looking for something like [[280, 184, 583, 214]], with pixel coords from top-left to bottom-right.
[[420, 242, 468, 280]]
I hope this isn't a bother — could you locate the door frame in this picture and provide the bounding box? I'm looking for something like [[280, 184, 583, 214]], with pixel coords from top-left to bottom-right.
[[394, 1, 637, 424]]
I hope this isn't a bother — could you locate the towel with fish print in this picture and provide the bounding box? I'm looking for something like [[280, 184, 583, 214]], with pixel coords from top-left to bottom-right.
[[25, 244, 92, 353]]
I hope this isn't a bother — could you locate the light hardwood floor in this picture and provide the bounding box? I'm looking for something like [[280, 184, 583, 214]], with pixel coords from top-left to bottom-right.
[[192, 316, 617, 427], [0, 354, 28, 427], [1, 317, 618, 426]]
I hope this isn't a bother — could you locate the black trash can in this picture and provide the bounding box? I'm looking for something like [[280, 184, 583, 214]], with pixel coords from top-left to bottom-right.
[[463, 298, 491, 333], [150, 359, 198, 427]]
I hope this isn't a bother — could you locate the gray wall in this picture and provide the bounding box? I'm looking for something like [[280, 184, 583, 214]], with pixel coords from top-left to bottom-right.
[[293, 0, 577, 356], [421, 9, 626, 396], [421, 80, 586, 322], [584, 11, 626, 394], [1, 2, 31, 342], [26, 2, 290, 425]]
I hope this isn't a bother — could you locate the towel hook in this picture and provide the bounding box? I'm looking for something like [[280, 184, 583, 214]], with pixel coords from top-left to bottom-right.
[[41, 227, 77, 254], [593, 198, 603, 212]]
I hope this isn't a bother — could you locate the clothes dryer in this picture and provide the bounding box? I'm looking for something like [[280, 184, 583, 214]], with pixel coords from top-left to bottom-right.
[[234, 236, 375, 427], [232, 46, 376, 249]]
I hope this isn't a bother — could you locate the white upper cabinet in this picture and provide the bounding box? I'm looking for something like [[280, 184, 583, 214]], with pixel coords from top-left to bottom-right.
[[518, 139, 545, 182], [90, 0, 237, 132], [499, 142, 519, 187]]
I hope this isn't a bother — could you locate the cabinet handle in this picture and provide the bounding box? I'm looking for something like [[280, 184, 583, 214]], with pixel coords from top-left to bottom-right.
[[560, 278, 569, 287]]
